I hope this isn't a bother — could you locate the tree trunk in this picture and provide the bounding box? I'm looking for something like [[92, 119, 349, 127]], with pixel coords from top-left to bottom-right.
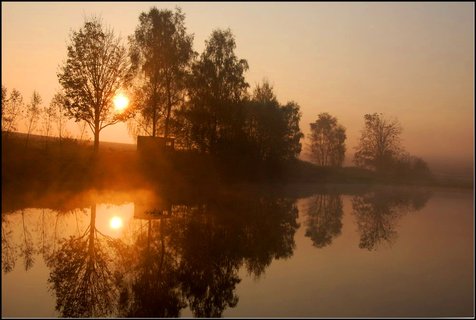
[[94, 128, 100, 154]]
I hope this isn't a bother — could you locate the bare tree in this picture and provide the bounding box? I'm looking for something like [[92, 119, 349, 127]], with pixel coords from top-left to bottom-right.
[[25, 91, 42, 148], [2, 87, 24, 137], [353, 113, 403, 172], [41, 95, 57, 148], [58, 17, 133, 153], [49, 92, 68, 144]]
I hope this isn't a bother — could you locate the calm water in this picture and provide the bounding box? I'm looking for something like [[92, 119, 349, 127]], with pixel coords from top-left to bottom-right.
[[2, 186, 474, 317]]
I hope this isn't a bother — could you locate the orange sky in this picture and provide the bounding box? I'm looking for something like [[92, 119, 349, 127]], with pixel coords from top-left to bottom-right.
[[2, 2, 474, 163]]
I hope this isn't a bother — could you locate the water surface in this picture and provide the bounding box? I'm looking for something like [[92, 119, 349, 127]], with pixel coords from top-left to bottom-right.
[[2, 186, 473, 317]]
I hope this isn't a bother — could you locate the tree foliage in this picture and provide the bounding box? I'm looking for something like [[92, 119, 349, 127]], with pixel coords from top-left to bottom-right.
[[354, 113, 403, 172], [2, 87, 24, 135], [309, 113, 346, 167], [58, 17, 133, 152], [49, 92, 69, 141], [185, 29, 249, 153], [129, 7, 194, 138], [25, 91, 42, 147], [244, 81, 303, 163]]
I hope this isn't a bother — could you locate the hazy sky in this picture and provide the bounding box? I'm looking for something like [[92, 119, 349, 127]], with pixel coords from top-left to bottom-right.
[[2, 2, 474, 162]]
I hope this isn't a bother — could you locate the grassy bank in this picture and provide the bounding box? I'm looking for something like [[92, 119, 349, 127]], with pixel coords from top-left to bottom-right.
[[2, 133, 471, 197]]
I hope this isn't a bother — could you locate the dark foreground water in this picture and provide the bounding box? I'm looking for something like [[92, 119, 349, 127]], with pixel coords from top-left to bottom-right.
[[2, 185, 473, 317]]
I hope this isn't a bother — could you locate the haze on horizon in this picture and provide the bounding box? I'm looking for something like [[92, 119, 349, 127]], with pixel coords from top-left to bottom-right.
[[2, 2, 474, 170]]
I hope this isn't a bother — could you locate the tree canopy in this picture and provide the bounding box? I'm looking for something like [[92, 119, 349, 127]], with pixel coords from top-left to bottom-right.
[[309, 113, 346, 167], [128, 7, 194, 138], [353, 113, 403, 172], [58, 17, 133, 153]]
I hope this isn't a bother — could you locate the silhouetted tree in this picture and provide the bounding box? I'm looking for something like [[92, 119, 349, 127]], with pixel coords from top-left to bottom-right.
[[393, 152, 433, 181], [128, 7, 194, 139], [58, 17, 133, 153], [24, 91, 42, 147], [41, 96, 57, 148], [49, 92, 68, 145], [1, 86, 8, 127], [1, 88, 24, 137], [309, 113, 346, 167], [354, 113, 403, 172], [1, 85, 6, 107], [305, 194, 343, 248], [185, 29, 249, 153], [244, 81, 304, 163]]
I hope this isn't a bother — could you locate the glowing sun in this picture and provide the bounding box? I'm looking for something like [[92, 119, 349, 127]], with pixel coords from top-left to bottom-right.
[[109, 216, 123, 229], [113, 93, 129, 113]]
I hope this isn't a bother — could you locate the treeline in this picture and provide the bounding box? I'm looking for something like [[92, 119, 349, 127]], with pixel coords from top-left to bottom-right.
[[1, 87, 90, 146], [2, 6, 431, 182], [308, 112, 432, 180]]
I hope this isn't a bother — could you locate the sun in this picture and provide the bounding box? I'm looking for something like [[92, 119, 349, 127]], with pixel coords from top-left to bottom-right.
[[113, 93, 129, 113], [109, 216, 123, 229]]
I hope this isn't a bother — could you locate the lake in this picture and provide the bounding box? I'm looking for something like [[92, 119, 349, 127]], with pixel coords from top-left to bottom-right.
[[1, 185, 473, 317]]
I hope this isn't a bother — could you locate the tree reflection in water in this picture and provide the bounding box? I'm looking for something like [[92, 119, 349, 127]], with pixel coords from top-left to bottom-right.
[[2, 187, 433, 317], [352, 188, 431, 250], [40, 194, 299, 317], [118, 196, 299, 317], [304, 194, 343, 248], [46, 205, 125, 317], [118, 215, 185, 317], [2, 213, 16, 273]]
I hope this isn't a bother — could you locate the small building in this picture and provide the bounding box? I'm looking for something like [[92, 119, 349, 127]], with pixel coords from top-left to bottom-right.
[[137, 136, 174, 155]]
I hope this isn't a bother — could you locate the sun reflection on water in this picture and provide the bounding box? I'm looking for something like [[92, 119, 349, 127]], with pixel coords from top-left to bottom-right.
[[109, 216, 123, 229]]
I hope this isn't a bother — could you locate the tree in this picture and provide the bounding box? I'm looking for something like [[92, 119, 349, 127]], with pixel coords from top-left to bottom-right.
[[244, 81, 303, 163], [2, 88, 24, 136], [41, 95, 58, 148], [129, 7, 194, 139], [1, 85, 7, 112], [58, 17, 132, 153], [393, 152, 432, 181], [49, 92, 68, 143], [280, 101, 304, 161], [309, 113, 346, 167], [25, 91, 42, 147], [186, 29, 249, 153], [354, 113, 403, 172]]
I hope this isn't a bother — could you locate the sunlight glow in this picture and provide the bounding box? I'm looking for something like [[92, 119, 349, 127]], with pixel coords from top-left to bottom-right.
[[113, 93, 129, 113], [109, 216, 123, 229]]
